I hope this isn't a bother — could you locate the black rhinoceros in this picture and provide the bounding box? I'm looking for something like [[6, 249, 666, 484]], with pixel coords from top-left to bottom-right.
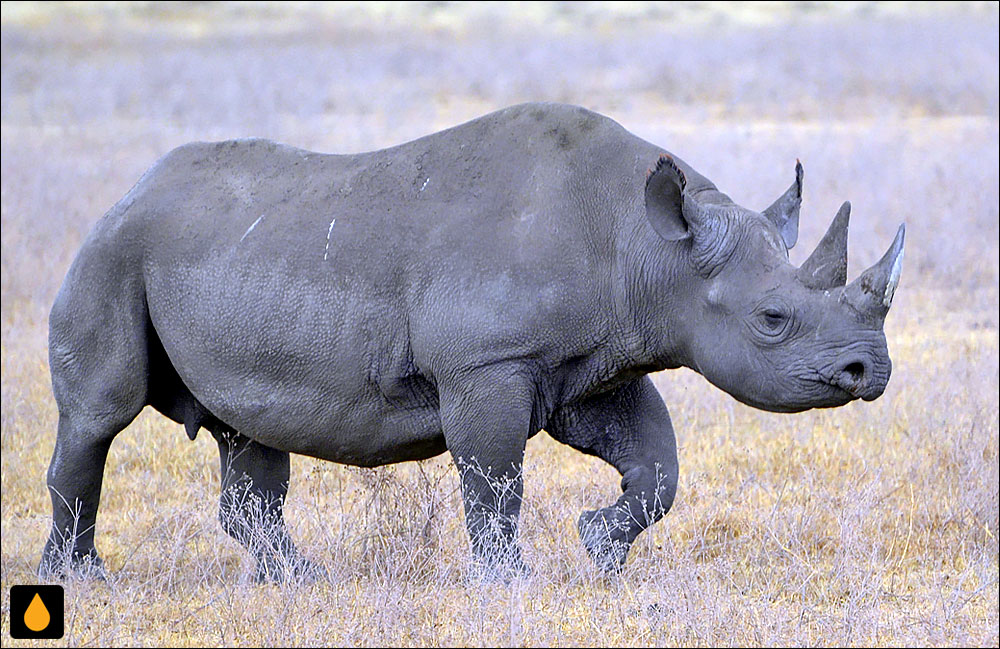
[[41, 103, 903, 581]]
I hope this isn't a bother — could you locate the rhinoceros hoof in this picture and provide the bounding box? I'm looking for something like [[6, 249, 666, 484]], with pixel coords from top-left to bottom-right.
[[254, 556, 327, 584], [37, 549, 108, 582], [577, 509, 630, 573], [465, 554, 532, 585]]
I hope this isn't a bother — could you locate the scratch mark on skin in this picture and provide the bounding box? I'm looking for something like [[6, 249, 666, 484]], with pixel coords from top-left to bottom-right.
[[240, 215, 265, 242], [324, 219, 337, 261], [420, 178, 430, 192]]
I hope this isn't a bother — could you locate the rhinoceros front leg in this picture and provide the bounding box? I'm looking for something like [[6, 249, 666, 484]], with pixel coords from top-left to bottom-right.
[[440, 366, 535, 579], [548, 376, 678, 572], [211, 428, 323, 583]]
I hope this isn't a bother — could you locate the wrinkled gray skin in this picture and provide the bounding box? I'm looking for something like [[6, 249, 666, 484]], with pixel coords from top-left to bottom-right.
[[40, 103, 904, 581]]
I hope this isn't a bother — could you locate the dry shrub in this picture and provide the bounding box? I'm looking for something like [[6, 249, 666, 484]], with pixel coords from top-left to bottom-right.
[[2, 2, 997, 646]]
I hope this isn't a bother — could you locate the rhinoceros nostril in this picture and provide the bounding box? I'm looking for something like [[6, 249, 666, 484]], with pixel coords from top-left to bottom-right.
[[829, 360, 870, 397], [842, 362, 865, 384]]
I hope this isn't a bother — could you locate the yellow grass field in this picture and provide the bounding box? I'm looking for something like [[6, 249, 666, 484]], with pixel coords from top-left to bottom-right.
[[2, 2, 998, 646]]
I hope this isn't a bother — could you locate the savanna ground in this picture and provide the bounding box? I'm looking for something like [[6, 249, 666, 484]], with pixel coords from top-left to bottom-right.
[[1, 2, 998, 646]]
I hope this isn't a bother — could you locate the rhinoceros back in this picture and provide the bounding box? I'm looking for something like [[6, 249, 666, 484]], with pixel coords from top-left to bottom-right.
[[73, 103, 646, 463]]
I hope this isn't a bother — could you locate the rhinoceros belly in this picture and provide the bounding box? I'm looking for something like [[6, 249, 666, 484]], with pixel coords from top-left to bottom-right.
[[143, 251, 446, 466]]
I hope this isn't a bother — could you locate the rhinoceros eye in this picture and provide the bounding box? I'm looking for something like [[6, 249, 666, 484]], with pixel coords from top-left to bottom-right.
[[751, 301, 794, 341], [761, 309, 786, 329]]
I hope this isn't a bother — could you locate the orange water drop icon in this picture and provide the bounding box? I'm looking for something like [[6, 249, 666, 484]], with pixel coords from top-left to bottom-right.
[[24, 592, 51, 632]]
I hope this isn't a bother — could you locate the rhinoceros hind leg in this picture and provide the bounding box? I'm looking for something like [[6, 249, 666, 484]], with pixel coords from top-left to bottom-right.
[[41, 274, 150, 580], [38, 414, 126, 581], [211, 428, 323, 583]]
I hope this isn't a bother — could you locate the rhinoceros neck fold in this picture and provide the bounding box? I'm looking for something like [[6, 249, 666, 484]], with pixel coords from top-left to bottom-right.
[[608, 222, 695, 376]]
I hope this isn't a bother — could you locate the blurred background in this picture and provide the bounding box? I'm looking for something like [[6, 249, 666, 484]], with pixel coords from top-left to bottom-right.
[[2, 1, 998, 305], [1, 2, 997, 646]]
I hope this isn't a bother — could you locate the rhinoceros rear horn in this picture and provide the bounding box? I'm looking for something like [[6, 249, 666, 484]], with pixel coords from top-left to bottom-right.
[[797, 201, 850, 289], [842, 223, 905, 321], [762, 160, 803, 249]]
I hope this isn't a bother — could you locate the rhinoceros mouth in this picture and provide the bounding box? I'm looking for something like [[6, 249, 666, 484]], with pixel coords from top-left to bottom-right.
[[815, 358, 889, 402], [825, 383, 861, 403], [829, 376, 865, 399], [789, 376, 859, 410], [730, 378, 855, 413]]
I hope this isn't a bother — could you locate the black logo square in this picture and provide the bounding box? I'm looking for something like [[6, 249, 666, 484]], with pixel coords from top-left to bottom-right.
[[9, 585, 64, 639]]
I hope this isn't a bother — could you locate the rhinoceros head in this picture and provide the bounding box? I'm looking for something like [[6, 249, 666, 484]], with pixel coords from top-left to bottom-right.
[[643, 155, 904, 413]]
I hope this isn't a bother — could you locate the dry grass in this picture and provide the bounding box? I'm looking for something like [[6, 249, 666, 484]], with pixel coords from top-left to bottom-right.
[[2, 2, 998, 646]]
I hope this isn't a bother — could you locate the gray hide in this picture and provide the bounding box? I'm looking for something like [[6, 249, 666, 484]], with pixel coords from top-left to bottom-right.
[[41, 103, 904, 580]]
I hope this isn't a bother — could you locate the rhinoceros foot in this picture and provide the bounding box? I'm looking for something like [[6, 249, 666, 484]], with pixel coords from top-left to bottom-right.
[[578, 508, 631, 573], [37, 547, 108, 582], [463, 550, 532, 585], [254, 554, 327, 584], [464, 561, 532, 586]]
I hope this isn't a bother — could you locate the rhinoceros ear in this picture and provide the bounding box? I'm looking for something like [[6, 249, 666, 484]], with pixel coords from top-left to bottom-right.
[[644, 155, 691, 241], [762, 160, 803, 249]]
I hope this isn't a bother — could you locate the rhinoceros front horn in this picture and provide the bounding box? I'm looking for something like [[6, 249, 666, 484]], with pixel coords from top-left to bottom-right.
[[762, 160, 803, 249], [796, 201, 851, 290], [842, 223, 906, 321]]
